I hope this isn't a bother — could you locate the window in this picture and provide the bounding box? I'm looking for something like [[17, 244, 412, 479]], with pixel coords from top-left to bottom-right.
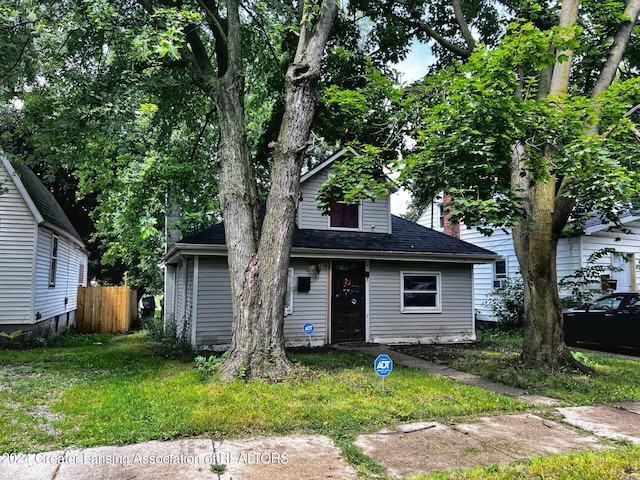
[[49, 235, 59, 287], [329, 203, 359, 229], [401, 272, 441, 313], [493, 258, 507, 289], [284, 268, 294, 316]]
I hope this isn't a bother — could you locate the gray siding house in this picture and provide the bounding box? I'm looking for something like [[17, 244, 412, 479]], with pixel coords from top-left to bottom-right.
[[163, 150, 496, 350], [0, 155, 88, 339]]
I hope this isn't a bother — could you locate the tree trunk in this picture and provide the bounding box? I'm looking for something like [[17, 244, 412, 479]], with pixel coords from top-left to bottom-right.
[[511, 0, 639, 370], [220, 0, 337, 380], [510, 0, 582, 369]]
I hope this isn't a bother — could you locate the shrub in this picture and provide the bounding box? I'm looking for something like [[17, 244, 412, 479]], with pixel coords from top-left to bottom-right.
[[484, 278, 525, 329]]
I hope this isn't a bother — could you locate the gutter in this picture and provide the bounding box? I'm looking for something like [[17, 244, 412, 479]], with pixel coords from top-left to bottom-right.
[[165, 242, 497, 265]]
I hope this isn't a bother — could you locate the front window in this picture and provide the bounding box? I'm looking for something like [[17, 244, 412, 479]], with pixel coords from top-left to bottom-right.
[[401, 272, 441, 313], [329, 203, 359, 229]]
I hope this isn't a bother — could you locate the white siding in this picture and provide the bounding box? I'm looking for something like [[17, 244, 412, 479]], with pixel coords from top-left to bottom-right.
[[459, 227, 519, 322], [33, 228, 83, 322], [368, 260, 475, 344], [431, 217, 640, 321], [0, 161, 37, 324]]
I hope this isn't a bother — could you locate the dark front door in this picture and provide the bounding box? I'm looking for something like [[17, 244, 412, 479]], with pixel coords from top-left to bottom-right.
[[331, 261, 366, 343]]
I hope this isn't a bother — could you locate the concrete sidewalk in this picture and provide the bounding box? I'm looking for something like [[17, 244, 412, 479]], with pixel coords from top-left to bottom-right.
[[2, 345, 639, 480]]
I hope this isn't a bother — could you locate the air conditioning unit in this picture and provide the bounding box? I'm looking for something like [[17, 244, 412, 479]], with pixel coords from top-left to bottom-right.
[[493, 278, 507, 290]]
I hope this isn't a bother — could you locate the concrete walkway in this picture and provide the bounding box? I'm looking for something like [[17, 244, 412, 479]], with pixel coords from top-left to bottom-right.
[[2, 345, 639, 479]]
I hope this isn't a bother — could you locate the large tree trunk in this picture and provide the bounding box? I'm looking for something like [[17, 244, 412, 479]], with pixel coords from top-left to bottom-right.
[[220, 0, 337, 380], [511, 148, 572, 367], [512, 0, 638, 369]]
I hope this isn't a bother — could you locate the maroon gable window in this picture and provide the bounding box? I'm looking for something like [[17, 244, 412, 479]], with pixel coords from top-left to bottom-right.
[[330, 203, 359, 228]]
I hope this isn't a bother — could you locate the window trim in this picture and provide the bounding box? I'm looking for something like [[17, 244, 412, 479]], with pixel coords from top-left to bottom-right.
[[328, 202, 361, 231], [493, 258, 508, 290], [284, 267, 294, 316], [400, 271, 442, 313], [49, 235, 59, 287]]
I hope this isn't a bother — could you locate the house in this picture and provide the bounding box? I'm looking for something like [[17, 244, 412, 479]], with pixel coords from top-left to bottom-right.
[[162, 150, 496, 350], [0, 155, 88, 339], [419, 198, 640, 321]]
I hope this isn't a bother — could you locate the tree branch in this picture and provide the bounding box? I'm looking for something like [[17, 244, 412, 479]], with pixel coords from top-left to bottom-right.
[[591, 0, 640, 99], [413, 18, 473, 58], [451, 0, 476, 52]]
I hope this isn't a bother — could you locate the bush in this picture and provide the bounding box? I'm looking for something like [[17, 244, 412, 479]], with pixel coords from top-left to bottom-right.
[[194, 351, 228, 381], [141, 315, 192, 357], [484, 278, 525, 329]]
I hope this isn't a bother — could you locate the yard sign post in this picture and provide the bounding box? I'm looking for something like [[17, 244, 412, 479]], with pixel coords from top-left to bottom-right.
[[374, 354, 393, 392], [303, 323, 314, 346]]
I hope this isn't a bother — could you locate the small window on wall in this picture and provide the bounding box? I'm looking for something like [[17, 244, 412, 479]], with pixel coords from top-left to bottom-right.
[[401, 272, 441, 313], [493, 258, 507, 290], [330, 203, 359, 229], [49, 235, 59, 287], [284, 268, 294, 316]]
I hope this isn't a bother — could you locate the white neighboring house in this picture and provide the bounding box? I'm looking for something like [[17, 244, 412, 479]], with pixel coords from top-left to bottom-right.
[[419, 198, 640, 322], [0, 155, 88, 339]]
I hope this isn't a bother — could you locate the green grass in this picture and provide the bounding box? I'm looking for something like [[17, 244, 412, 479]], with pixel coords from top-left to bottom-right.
[[411, 445, 640, 480], [400, 332, 640, 405], [2, 331, 640, 479], [0, 334, 524, 455]]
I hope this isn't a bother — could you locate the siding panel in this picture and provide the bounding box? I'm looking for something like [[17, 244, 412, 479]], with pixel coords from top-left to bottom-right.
[[284, 259, 328, 346], [34, 229, 81, 322], [0, 160, 37, 323], [368, 260, 475, 343], [298, 165, 391, 233], [195, 258, 233, 347]]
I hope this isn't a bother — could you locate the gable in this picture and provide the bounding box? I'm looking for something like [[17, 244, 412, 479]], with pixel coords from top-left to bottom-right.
[[2, 156, 85, 249], [298, 148, 392, 233]]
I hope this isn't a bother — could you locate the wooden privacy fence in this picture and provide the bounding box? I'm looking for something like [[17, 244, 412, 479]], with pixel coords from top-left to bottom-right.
[[76, 286, 138, 333]]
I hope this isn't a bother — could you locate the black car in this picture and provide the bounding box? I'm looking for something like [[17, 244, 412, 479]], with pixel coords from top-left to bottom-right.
[[563, 292, 640, 350]]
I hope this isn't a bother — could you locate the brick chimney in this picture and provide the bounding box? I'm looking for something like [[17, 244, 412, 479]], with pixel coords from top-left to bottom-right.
[[442, 194, 460, 239]]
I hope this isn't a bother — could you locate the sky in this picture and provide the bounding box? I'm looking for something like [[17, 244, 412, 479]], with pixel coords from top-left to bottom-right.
[[389, 40, 433, 216]]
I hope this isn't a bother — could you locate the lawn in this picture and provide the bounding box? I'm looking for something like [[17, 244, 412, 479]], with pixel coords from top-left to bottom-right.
[[1, 330, 639, 479], [396, 329, 640, 404], [0, 332, 524, 455]]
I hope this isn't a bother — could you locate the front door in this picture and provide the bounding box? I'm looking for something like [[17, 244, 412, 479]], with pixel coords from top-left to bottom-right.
[[331, 261, 366, 343]]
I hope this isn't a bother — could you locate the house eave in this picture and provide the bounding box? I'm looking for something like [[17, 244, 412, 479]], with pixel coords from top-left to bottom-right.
[[41, 222, 87, 251], [290, 247, 497, 263], [584, 215, 640, 235], [165, 242, 496, 264]]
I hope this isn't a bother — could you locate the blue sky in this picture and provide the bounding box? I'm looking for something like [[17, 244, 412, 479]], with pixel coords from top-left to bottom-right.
[[394, 40, 434, 84]]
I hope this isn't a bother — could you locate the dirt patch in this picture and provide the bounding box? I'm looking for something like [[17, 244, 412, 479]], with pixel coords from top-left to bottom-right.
[[394, 340, 520, 366]]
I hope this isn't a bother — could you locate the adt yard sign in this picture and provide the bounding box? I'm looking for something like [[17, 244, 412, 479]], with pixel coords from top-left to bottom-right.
[[374, 354, 393, 377], [303, 323, 314, 335]]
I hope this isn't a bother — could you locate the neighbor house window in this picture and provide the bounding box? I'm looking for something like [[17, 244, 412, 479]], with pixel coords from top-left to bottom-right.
[[49, 235, 59, 287], [493, 258, 507, 290], [401, 272, 441, 313], [329, 203, 359, 229]]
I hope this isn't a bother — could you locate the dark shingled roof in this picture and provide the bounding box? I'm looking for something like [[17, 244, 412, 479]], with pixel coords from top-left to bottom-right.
[[180, 215, 495, 257], [13, 162, 85, 246]]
